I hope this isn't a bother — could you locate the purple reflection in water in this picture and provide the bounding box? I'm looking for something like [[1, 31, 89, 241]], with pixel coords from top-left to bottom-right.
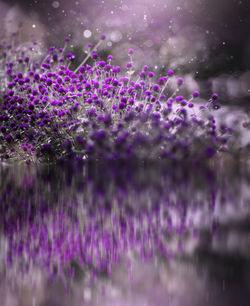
[[0, 161, 250, 306]]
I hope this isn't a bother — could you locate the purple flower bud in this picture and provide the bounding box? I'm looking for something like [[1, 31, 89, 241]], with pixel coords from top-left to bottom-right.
[[211, 93, 218, 100], [144, 90, 151, 96], [139, 71, 146, 80], [28, 103, 34, 110], [177, 78, 183, 85], [5, 134, 13, 143], [160, 95, 166, 101], [135, 84, 141, 90], [0, 126, 6, 133], [167, 70, 174, 77], [34, 73, 40, 81], [126, 62, 132, 68], [57, 77, 62, 84], [79, 66, 85, 73], [192, 91, 199, 98], [65, 76, 70, 82], [97, 61, 105, 68], [92, 52, 98, 60], [85, 83, 91, 91], [105, 64, 112, 71], [129, 98, 134, 105], [8, 82, 14, 89], [112, 79, 119, 86], [158, 77, 167, 85], [121, 97, 128, 103], [120, 77, 129, 84], [175, 96, 183, 102], [152, 84, 160, 92], [46, 78, 53, 86], [58, 70, 65, 76], [128, 48, 134, 55], [148, 72, 154, 78]]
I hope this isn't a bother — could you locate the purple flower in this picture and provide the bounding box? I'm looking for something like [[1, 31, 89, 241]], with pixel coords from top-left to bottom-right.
[[211, 93, 219, 100], [192, 91, 199, 98], [0, 35, 234, 162], [5, 134, 13, 142], [148, 72, 154, 78], [128, 48, 134, 55], [152, 84, 160, 92], [126, 62, 132, 69], [167, 70, 174, 77], [177, 78, 183, 85], [0, 126, 6, 133], [120, 77, 129, 84], [46, 78, 53, 86], [119, 102, 126, 109], [92, 52, 98, 60]]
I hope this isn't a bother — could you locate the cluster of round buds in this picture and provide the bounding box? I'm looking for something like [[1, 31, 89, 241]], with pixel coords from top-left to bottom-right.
[[0, 34, 233, 162]]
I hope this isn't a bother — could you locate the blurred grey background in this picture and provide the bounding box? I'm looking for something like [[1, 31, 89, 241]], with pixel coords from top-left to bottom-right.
[[1, 0, 250, 104]]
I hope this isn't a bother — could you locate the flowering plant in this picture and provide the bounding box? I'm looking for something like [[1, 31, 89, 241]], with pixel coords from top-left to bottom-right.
[[0, 34, 234, 162]]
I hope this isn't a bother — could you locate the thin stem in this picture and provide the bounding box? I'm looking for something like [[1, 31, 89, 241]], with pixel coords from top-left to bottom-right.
[[74, 40, 102, 74]]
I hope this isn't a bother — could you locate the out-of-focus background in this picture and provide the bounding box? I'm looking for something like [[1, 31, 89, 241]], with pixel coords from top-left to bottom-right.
[[1, 0, 250, 105]]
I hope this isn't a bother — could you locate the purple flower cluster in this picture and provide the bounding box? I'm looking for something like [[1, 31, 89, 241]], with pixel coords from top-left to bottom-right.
[[0, 35, 232, 162]]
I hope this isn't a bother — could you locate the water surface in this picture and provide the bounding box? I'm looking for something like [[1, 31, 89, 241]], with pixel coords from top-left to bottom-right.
[[0, 160, 249, 306]]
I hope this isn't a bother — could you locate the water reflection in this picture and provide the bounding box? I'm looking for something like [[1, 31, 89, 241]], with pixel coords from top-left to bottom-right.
[[0, 160, 250, 306]]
